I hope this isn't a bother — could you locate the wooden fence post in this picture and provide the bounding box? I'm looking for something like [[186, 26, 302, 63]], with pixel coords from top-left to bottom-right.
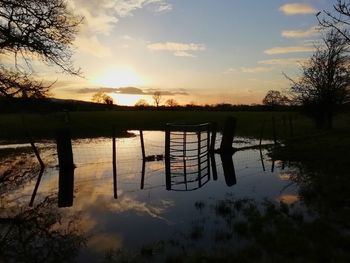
[[219, 117, 236, 153]]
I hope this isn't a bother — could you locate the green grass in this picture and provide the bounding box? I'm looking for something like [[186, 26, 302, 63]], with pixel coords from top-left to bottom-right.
[[0, 110, 329, 141]]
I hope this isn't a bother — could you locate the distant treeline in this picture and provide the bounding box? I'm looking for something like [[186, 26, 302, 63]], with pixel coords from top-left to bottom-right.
[[1, 97, 349, 113]]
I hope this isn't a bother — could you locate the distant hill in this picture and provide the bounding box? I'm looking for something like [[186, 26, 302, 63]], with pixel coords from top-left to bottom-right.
[[0, 97, 120, 113]]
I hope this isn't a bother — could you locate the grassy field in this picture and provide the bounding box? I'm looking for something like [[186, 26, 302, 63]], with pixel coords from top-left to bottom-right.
[[0, 110, 349, 141]]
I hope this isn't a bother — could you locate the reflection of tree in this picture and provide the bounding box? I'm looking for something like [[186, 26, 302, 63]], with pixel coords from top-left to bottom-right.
[[0, 196, 85, 263], [0, 153, 39, 198]]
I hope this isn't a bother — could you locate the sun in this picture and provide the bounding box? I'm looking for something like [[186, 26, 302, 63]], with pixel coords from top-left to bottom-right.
[[93, 68, 144, 88]]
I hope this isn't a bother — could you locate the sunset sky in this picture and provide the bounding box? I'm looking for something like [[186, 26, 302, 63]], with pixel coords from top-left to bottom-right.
[[27, 1, 335, 105]]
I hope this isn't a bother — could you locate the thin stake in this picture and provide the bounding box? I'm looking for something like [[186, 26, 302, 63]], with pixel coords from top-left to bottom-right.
[[112, 127, 117, 199], [140, 130, 146, 160]]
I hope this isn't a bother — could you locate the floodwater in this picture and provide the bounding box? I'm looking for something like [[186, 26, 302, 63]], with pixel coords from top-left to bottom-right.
[[0, 131, 299, 262]]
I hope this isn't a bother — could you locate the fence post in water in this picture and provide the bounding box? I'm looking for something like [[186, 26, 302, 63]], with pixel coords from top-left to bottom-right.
[[259, 120, 265, 146], [165, 126, 171, 190], [140, 130, 146, 160], [272, 117, 277, 145], [197, 131, 202, 188], [112, 126, 118, 199], [56, 128, 74, 207], [282, 115, 287, 139], [219, 117, 236, 153], [56, 128, 74, 170]]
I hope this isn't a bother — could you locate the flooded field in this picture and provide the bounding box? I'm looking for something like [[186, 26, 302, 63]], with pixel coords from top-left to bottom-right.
[[1, 131, 303, 262]]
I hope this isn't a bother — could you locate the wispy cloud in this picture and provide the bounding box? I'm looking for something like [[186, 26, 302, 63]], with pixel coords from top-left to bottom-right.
[[147, 42, 206, 57], [240, 67, 273, 73], [225, 66, 273, 74], [282, 26, 319, 38], [259, 58, 308, 66], [75, 86, 188, 96], [279, 3, 317, 15], [264, 46, 315, 55]]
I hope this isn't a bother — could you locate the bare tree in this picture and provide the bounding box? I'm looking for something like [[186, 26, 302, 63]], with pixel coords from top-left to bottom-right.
[[0, 0, 82, 98], [0, 67, 52, 98], [317, 0, 350, 43], [165, 98, 179, 107], [152, 91, 162, 107], [262, 90, 290, 106], [286, 31, 350, 129]]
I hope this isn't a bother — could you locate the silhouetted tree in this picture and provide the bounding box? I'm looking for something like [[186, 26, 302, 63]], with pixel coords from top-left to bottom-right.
[[0, 0, 82, 98], [262, 90, 290, 106], [134, 99, 149, 107], [0, 67, 51, 98], [152, 91, 162, 107], [286, 31, 350, 129], [317, 0, 350, 43], [91, 92, 114, 104], [165, 98, 179, 107]]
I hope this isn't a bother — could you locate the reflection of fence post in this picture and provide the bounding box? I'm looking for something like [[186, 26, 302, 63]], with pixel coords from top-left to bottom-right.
[[56, 128, 74, 207], [165, 126, 171, 190], [140, 160, 145, 190], [220, 153, 237, 186], [220, 117, 236, 153], [259, 148, 266, 172], [210, 153, 218, 180], [207, 127, 211, 180], [140, 130, 146, 160], [197, 131, 202, 188], [210, 122, 217, 152], [29, 167, 44, 206], [112, 126, 117, 199], [272, 117, 277, 145]]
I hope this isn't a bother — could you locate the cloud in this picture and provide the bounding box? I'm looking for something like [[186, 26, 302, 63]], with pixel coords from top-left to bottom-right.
[[259, 58, 308, 66], [147, 42, 206, 57], [281, 26, 319, 38], [74, 36, 112, 57], [71, 0, 172, 35], [240, 66, 273, 73], [75, 86, 188, 96], [264, 46, 315, 55], [69, 0, 172, 58], [279, 3, 317, 15]]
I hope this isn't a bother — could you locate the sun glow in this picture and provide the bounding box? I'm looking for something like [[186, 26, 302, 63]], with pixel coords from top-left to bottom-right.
[[111, 94, 151, 106], [93, 68, 144, 88]]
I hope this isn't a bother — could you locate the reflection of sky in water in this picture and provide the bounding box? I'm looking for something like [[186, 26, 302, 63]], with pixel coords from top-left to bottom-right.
[[1, 131, 299, 261]]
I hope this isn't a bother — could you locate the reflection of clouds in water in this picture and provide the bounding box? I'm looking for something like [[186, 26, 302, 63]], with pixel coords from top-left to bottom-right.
[[277, 194, 299, 204], [87, 233, 123, 253], [147, 161, 165, 171], [108, 195, 173, 220], [279, 173, 291, 181]]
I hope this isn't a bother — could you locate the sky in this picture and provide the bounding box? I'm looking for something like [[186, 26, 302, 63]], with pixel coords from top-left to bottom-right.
[[20, 0, 338, 105]]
